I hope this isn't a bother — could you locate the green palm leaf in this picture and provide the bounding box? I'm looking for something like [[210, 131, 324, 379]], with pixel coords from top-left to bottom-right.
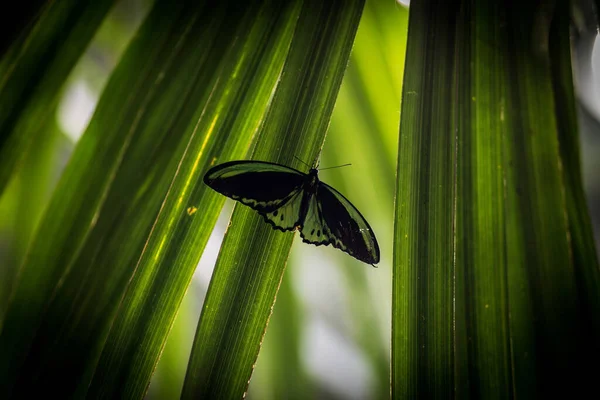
[[393, 0, 600, 398], [0, 0, 320, 397], [182, 1, 365, 398], [0, 0, 598, 398]]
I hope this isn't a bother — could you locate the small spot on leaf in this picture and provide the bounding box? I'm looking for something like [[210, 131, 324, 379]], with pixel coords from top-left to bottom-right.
[[187, 206, 197, 216]]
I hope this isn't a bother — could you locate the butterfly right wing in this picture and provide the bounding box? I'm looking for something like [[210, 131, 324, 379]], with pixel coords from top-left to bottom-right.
[[204, 160, 306, 231], [299, 182, 380, 265]]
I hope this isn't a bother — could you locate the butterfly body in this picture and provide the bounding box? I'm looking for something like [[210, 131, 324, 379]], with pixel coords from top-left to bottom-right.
[[204, 160, 379, 265], [295, 168, 319, 228]]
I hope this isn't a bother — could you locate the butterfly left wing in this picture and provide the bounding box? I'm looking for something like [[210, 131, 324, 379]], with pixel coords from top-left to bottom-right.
[[204, 160, 306, 231], [299, 182, 380, 265]]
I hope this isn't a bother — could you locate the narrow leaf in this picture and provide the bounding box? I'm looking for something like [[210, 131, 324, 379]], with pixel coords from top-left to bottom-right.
[[503, 2, 599, 397], [393, 0, 457, 396], [0, 0, 298, 396], [182, 0, 365, 398], [0, 0, 116, 196], [88, 1, 304, 398]]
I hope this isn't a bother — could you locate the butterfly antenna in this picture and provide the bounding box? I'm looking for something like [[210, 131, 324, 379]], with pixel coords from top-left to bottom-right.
[[318, 163, 352, 171], [294, 156, 311, 169]]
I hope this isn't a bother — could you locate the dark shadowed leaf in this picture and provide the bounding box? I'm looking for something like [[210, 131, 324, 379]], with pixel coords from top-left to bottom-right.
[[393, 0, 600, 398]]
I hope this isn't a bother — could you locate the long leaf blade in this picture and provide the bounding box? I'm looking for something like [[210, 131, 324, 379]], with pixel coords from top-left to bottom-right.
[[503, 3, 599, 396], [181, 1, 365, 398], [87, 1, 304, 398], [393, 1, 457, 396], [0, 0, 116, 196], [392, 0, 600, 398], [0, 0, 298, 396]]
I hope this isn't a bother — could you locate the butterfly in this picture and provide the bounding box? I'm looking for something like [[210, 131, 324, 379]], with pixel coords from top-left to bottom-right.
[[203, 160, 380, 266]]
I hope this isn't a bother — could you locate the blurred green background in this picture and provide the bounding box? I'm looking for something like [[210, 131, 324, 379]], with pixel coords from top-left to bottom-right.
[[1, 0, 599, 399]]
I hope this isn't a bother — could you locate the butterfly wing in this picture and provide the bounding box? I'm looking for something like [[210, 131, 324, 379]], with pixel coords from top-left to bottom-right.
[[299, 182, 380, 264], [203, 160, 306, 231], [260, 190, 304, 231]]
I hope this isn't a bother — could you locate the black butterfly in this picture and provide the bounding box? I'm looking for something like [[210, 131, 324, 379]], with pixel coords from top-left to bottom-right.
[[203, 160, 380, 265]]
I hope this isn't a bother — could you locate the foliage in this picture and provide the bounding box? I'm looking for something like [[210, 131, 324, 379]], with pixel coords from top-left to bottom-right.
[[0, 0, 598, 399]]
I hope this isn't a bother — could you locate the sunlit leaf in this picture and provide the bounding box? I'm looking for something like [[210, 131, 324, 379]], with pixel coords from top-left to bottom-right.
[[1, 0, 301, 397], [88, 2, 304, 398], [182, 1, 365, 398]]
